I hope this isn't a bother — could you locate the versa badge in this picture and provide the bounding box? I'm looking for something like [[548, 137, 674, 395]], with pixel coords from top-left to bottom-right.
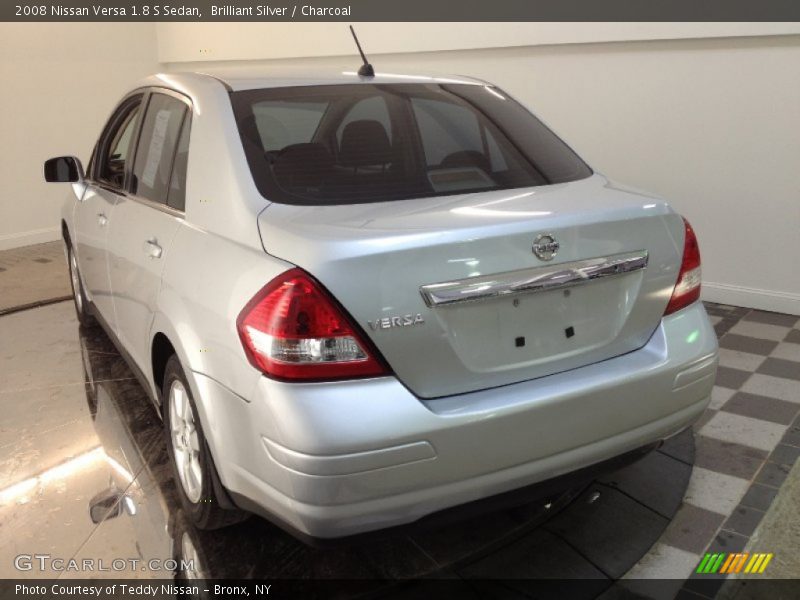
[[369, 314, 425, 331]]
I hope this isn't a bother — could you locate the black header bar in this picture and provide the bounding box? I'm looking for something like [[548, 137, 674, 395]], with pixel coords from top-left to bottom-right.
[[4, 0, 800, 22]]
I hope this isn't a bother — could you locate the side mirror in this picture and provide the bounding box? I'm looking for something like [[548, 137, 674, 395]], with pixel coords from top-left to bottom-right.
[[44, 156, 84, 183], [88, 485, 135, 524]]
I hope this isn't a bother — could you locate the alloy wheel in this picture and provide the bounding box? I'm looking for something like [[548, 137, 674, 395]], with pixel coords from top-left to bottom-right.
[[180, 532, 206, 579], [169, 381, 203, 503]]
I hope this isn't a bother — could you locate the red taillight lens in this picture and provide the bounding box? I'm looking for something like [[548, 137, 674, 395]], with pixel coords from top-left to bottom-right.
[[664, 217, 702, 316], [237, 268, 389, 381]]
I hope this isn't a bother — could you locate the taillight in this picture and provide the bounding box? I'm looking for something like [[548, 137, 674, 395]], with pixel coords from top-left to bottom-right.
[[237, 268, 389, 381], [664, 217, 702, 315]]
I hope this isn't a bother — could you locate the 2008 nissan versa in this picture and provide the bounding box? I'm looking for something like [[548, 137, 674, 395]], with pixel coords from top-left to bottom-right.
[[45, 64, 718, 541]]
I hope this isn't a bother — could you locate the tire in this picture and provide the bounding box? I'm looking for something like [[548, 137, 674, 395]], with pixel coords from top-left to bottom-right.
[[163, 355, 248, 530], [66, 243, 96, 327], [171, 512, 215, 593]]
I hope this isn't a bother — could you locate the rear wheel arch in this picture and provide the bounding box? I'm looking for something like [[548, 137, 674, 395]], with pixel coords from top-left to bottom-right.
[[150, 329, 212, 439], [162, 353, 247, 528], [151, 332, 177, 404]]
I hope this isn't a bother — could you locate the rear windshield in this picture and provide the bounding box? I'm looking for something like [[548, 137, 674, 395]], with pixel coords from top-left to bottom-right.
[[231, 83, 592, 205]]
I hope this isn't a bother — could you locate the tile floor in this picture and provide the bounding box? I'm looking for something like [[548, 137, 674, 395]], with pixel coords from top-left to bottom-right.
[[627, 303, 800, 597], [0, 240, 70, 312]]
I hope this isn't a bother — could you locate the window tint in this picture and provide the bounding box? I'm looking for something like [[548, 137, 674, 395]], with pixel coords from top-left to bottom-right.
[[97, 100, 141, 189], [251, 101, 327, 152], [167, 118, 191, 211], [411, 96, 526, 191], [131, 93, 187, 204], [336, 96, 392, 147], [231, 84, 591, 206], [412, 98, 480, 167]]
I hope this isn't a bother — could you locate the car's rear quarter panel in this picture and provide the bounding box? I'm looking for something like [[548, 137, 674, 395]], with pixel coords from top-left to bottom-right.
[[145, 75, 290, 471]]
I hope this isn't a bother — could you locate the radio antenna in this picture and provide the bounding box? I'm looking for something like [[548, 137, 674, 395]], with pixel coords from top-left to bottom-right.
[[349, 26, 375, 77]]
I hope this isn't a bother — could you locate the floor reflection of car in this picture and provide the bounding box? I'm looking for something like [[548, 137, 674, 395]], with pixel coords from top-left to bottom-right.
[[81, 328, 207, 580], [78, 325, 580, 584]]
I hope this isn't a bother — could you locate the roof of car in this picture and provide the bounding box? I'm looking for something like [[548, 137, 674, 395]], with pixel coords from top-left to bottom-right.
[[188, 67, 487, 91]]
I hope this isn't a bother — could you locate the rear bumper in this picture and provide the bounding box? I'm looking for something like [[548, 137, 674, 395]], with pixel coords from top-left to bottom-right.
[[194, 301, 717, 539], [231, 440, 661, 547]]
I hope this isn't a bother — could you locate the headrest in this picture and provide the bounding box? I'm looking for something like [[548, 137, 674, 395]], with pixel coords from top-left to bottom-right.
[[339, 120, 393, 168], [272, 143, 334, 190]]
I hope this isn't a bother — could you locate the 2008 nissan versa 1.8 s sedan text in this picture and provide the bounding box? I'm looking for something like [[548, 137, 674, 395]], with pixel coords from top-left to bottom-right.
[[45, 69, 718, 541]]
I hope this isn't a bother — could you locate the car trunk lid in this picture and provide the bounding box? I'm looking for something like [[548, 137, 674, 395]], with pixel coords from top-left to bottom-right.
[[257, 175, 685, 398]]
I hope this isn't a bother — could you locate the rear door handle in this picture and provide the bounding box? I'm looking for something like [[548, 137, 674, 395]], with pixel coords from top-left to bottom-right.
[[97, 213, 108, 227], [144, 239, 162, 259]]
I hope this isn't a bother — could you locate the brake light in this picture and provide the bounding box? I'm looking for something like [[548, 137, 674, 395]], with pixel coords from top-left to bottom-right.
[[237, 268, 389, 381], [664, 217, 702, 315]]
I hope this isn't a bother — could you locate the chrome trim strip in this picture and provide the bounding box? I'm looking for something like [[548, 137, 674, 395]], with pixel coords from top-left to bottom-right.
[[123, 192, 186, 218], [420, 250, 649, 307]]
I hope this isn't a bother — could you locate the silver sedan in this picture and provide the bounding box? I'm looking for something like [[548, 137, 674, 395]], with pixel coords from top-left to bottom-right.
[[44, 69, 718, 541]]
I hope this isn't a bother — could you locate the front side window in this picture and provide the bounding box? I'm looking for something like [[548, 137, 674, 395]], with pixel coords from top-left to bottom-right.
[[95, 98, 142, 189], [231, 83, 591, 206], [131, 93, 188, 205]]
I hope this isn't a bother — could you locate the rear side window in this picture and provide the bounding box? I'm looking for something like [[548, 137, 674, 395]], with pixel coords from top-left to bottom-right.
[[231, 83, 591, 206], [166, 117, 191, 211], [131, 93, 188, 205], [251, 101, 326, 152]]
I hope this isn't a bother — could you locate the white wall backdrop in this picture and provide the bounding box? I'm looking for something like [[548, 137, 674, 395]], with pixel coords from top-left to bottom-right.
[[0, 23, 160, 250], [156, 22, 800, 62], [160, 24, 800, 315], [2, 23, 798, 314]]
